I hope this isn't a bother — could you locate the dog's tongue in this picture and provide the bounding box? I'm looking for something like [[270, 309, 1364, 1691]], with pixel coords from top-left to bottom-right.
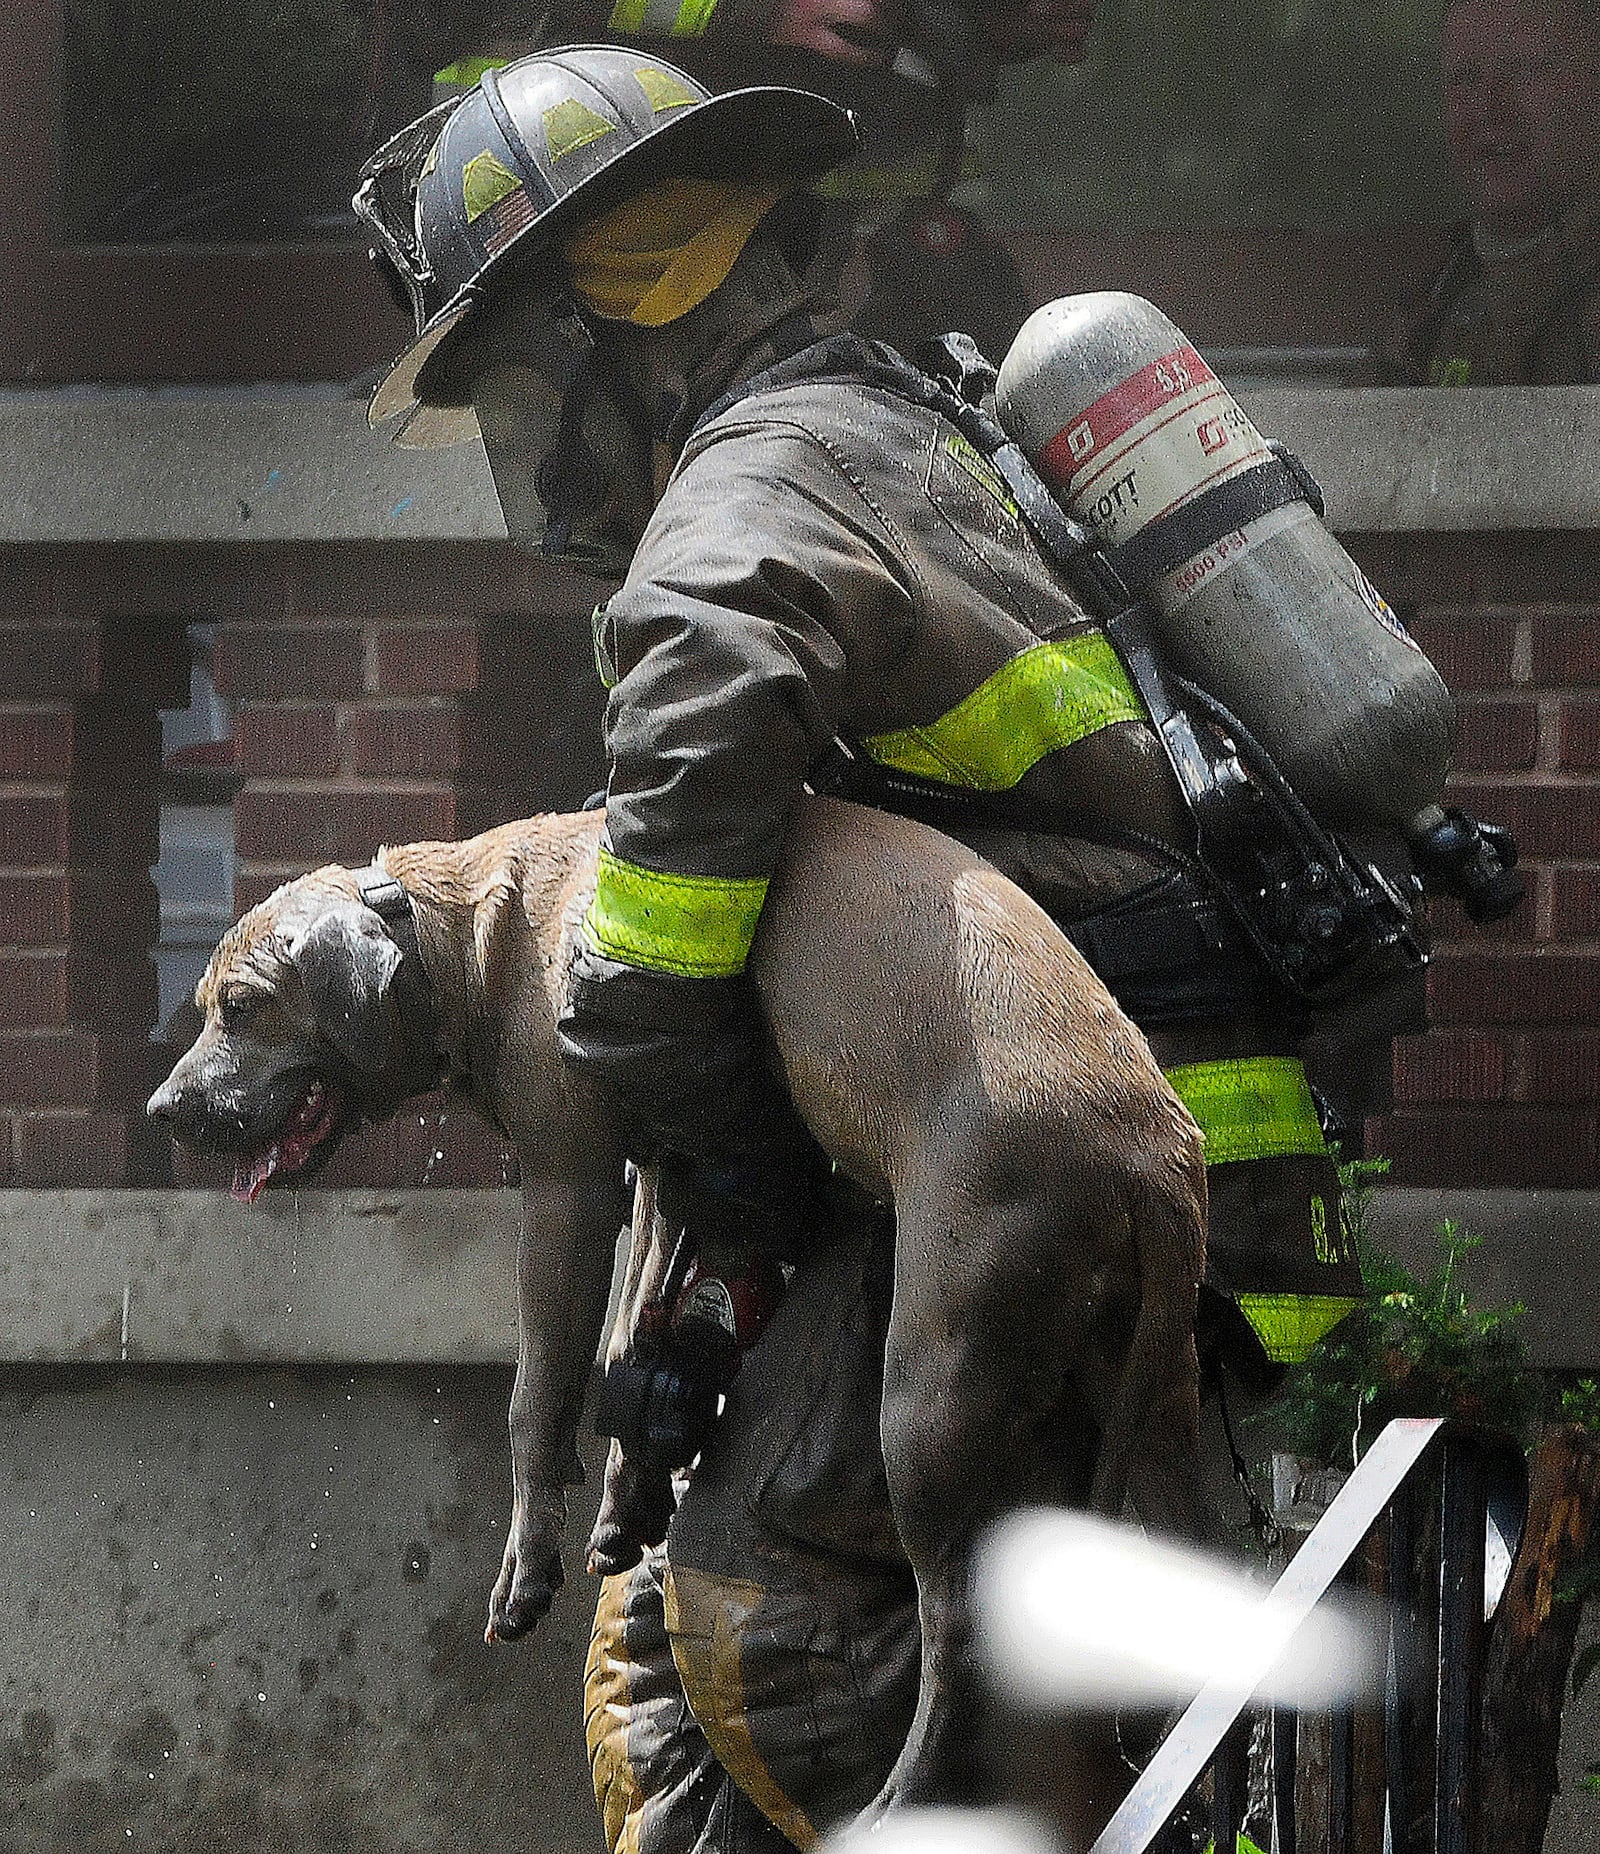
[[231, 1145, 282, 1205]]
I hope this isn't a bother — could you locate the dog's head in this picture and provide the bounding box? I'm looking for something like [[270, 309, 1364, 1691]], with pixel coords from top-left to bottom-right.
[[148, 869, 439, 1201]]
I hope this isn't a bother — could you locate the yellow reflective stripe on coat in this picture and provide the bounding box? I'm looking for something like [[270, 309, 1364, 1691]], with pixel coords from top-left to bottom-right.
[[584, 845, 768, 978], [860, 634, 1145, 791], [1233, 1293, 1362, 1366], [1162, 1056, 1328, 1166], [606, 0, 718, 34]]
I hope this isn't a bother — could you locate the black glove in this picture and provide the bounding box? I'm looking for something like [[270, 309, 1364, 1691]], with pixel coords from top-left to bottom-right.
[[557, 942, 829, 1252]]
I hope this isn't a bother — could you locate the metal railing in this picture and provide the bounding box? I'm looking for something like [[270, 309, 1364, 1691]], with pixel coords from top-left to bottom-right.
[[1091, 1417, 1528, 1854]]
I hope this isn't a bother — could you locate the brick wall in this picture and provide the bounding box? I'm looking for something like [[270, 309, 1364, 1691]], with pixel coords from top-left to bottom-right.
[[1, 542, 605, 1190], [0, 560, 188, 1183], [1, 531, 1596, 1191], [1355, 531, 1600, 1187]]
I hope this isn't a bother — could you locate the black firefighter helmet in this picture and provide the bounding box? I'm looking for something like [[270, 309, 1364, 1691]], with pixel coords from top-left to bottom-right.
[[354, 45, 858, 429]]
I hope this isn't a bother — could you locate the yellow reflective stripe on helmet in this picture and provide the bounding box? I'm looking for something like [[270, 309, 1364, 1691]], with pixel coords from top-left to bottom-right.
[[607, 0, 718, 32], [861, 635, 1144, 792], [1233, 1293, 1363, 1365], [433, 54, 509, 85], [584, 846, 769, 978], [671, 0, 719, 32], [1162, 1056, 1328, 1167]]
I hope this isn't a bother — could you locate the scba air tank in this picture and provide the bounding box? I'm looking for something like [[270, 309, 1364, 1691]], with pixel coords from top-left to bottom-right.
[[994, 292, 1456, 833]]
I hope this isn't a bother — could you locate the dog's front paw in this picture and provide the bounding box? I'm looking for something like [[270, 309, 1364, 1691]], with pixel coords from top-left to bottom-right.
[[485, 1493, 565, 1645], [586, 1441, 675, 1577]]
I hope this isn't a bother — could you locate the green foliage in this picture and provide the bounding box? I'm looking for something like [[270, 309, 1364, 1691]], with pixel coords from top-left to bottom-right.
[[1267, 1156, 1539, 1468]]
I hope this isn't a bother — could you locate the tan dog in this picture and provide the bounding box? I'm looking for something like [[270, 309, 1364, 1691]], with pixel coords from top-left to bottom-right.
[[149, 797, 1207, 1811]]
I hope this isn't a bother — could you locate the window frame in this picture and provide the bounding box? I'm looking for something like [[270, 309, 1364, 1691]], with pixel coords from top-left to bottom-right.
[[6, 6, 1454, 385]]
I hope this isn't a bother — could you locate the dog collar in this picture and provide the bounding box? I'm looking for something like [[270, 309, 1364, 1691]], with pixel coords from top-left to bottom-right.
[[356, 867, 419, 956], [355, 865, 442, 1079]]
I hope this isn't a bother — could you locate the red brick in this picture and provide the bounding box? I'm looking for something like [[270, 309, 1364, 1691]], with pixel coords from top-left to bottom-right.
[[0, 793, 69, 864], [347, 704, 465, 778], [1490, 538, 1600, 604], [234, 787, 456, 866], [213, 624, 364, 699], [1551, 868, 1600, 940], [0, 619, 188, 705], [1345, 537, 1490, 608], [285, 542, 584, 620], [1428, 951, 1600, 1024], [1372, 1106, 1598, 1187], [0, 1031, 96, 1103], [371, 623, 485, 696], [95, 619, 192, 708], [1446, 782, 1600, 860], [235, 704, 342, 778], [312, 1094, 514, 1189], [1520, 1032, 1600, 1104], [0, 874, 159, 950], [0, 705, 161, 785], [0, 1031, 154, 1106], [0, 954, 70, 1025], [0, 953, 159, 1031], [1406, 610, 1517, 690], [1560, 701, 1600, 772], [1392, 1032, 1508, 1104], [0, 625, 97, 697], [74, 699, 164, 782], [230, 867, 300, 917], [1531, 613, 1600, 687], [0, 709, 73, 779], [1454, 701, 1539, 773], [0, 875, 68, 944], [1425, 879, 1539, 948], [12, 1110, 135, 1186], [169, 1143, 234, 1190]]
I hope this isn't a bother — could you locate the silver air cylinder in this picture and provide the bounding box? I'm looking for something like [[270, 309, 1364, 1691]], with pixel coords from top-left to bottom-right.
[[994, 292, 1456, 832]]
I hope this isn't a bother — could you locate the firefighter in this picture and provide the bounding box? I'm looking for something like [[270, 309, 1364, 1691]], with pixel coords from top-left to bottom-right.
[[424, 0, 1100, 361], [1379, 0, 1600, 385], [355, 50, 1480, 1852]]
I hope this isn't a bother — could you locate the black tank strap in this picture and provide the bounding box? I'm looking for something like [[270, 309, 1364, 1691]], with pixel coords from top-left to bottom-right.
[[1107, 445, 1323, 592]]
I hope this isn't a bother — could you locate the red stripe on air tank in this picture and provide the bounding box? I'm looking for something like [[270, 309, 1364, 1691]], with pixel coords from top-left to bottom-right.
[[1039, 344, 1216, 491]]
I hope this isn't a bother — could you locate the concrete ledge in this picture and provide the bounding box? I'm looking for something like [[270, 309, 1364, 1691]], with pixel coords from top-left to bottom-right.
[[0, 1188, 521, 1364], [1, 1185, 1594, 1366], [1249, 385, 1600, 533], [2, 384, 1599, 543], [0, 393, 507, 544]]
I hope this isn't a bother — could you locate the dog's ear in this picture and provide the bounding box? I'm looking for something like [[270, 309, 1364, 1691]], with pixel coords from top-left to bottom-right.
[[286, 905, 403, 1074]]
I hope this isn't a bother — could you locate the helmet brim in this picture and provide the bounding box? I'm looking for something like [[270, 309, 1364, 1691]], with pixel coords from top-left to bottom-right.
[[368, 81, 856, 432]]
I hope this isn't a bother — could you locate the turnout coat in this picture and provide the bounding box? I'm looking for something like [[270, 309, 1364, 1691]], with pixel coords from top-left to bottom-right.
[[578, 340, 1383, 1851]]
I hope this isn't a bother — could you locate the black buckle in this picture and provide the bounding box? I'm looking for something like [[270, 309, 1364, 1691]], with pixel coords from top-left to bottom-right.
[[356, 869, 411, 925]]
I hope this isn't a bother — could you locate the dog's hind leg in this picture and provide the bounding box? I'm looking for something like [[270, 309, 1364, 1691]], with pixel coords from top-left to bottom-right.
[[869, 1157, 1123, 1816]]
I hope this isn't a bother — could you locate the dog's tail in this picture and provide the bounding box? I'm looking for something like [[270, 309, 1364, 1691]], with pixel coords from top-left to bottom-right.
[[1086, 1136, 1208, 1542]]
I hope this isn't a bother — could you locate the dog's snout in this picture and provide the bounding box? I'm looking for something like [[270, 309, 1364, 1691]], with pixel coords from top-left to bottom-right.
[[146, 1076, 183, 1124]]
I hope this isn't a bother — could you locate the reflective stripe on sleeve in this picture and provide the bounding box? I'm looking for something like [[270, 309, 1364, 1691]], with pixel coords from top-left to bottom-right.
[[583, 845, 769, 978], [1232, 1293, 1363, 1365], [1162, 1055, 1329, 1166], [860, 634, 1145, 792]]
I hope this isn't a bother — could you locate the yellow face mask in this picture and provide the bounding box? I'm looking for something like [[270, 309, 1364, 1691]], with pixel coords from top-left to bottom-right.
[[562, 177, 787, 327]]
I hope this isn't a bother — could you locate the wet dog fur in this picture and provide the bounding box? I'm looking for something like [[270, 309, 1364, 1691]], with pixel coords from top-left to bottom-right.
[[150, 797, 1207, 1824]]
